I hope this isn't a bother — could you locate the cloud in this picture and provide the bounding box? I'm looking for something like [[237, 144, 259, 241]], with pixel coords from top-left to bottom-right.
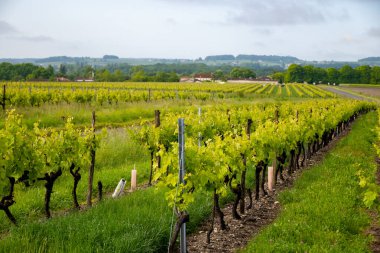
[[255, 28, 273, 35], [0, 0, 11, 14], [340, 35, 362, 44], [18, 35, 54, 42], [166, 18, 177, 25], [0, 20, 54, 42], [368, 27, 380, 37], [0, 20, 18, 35], [231, 1, 327, 26]]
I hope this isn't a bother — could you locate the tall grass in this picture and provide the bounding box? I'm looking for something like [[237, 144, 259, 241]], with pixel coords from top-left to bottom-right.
[[0, 187, 212, 253]]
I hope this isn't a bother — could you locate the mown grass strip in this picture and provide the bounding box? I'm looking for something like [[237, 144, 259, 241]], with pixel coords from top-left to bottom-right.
[[241, 111, 378, 253]]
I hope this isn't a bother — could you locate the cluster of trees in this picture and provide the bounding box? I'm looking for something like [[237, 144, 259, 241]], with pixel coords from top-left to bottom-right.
[[273, 64, 380, 84], [212, 67, 256, 81], [127, 66, 179, 82], [0, 63, 181, 82], [0, 63, 55, 81]]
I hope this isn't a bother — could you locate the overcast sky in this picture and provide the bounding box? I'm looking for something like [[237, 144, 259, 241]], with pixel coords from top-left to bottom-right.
[[0, 0, 379, 61]]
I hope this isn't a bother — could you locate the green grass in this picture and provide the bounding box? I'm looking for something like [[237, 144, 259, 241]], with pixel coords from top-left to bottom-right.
[[241, 111, 378, 253], [340, 84, 380, 87], [0, 99, 208, 129], [0, 187, 213, 253]]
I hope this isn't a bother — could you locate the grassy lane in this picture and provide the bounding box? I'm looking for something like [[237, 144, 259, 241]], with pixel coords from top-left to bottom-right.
[[241, 111, 378, 253]]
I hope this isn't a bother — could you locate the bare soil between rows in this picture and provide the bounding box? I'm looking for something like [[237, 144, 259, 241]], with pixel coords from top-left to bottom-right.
[[186, 126, 353, 253], [342, 87, 380, 98]]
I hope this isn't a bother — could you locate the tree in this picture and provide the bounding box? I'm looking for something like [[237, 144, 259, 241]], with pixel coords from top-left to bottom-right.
[[96, 69, 112, 81], [113, 69, 125, 81], [58, 64, 67, 77], [213, 69, 226, 81], [167, 72, 179, 82], [0, 62, 14, 80], [313, 67, 327, 84], [326, 68, 340, 84], [285, 64, 304, 83], [83, 65, 94, 79], [154, 72, 169, 82], [370, 66, 380, 84], [272, 72, 284, 83], [303, 65, 315, 84], [229, 67, 256, 79], [356, 65, 371, 84], [131, 70, 148, 82], [339, 65, 358, 84]]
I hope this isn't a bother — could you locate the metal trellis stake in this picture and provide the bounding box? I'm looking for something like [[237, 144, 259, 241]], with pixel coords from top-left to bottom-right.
[[178, 118, 186, 253]]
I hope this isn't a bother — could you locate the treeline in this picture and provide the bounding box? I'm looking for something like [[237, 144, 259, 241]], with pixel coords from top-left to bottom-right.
[[0, 62, 262, 82], [204, 54, 300, 63], [273, 64, 380, 84], [0, 62, 180, 82], [0, 62, 55, 81], [2, 61, 379, 84]]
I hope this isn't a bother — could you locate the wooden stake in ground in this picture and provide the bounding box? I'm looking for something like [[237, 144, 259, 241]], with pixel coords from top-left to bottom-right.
[[1, 84, 6, 111], [131, 165, 137, 191], [148, 110, 161, 186], [268, 166, 274, 191], [87, 111, 96, 207]]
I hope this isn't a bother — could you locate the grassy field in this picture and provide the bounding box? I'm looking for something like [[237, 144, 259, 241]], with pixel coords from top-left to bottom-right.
[[241, 111, 378, 253]]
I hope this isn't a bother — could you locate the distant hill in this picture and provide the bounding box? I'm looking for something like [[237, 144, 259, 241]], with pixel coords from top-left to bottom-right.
[[358, 57, 380, 62], [0, 55, 379, 68], [204, 55, 235, 61], [35, 56, 91, 64], [103, 55, 119, 60], [235, 54, 300, 63], [203, 54, 301, 63]]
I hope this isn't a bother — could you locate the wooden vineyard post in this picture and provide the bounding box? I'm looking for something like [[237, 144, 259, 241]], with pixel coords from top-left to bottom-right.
[[155, 110, 161, 128], [148, 110, 161, 186], [270, 107, 279, 190], [267, 166, 274, 191], [1, 84, 5, 111], [87, 111, 96, 207], [240, 118, 252, 214]]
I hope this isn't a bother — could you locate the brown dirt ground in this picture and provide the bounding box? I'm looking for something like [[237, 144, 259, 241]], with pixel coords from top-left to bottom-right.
[[342, 87, 380, 98], [186, 127, 353, 253]]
